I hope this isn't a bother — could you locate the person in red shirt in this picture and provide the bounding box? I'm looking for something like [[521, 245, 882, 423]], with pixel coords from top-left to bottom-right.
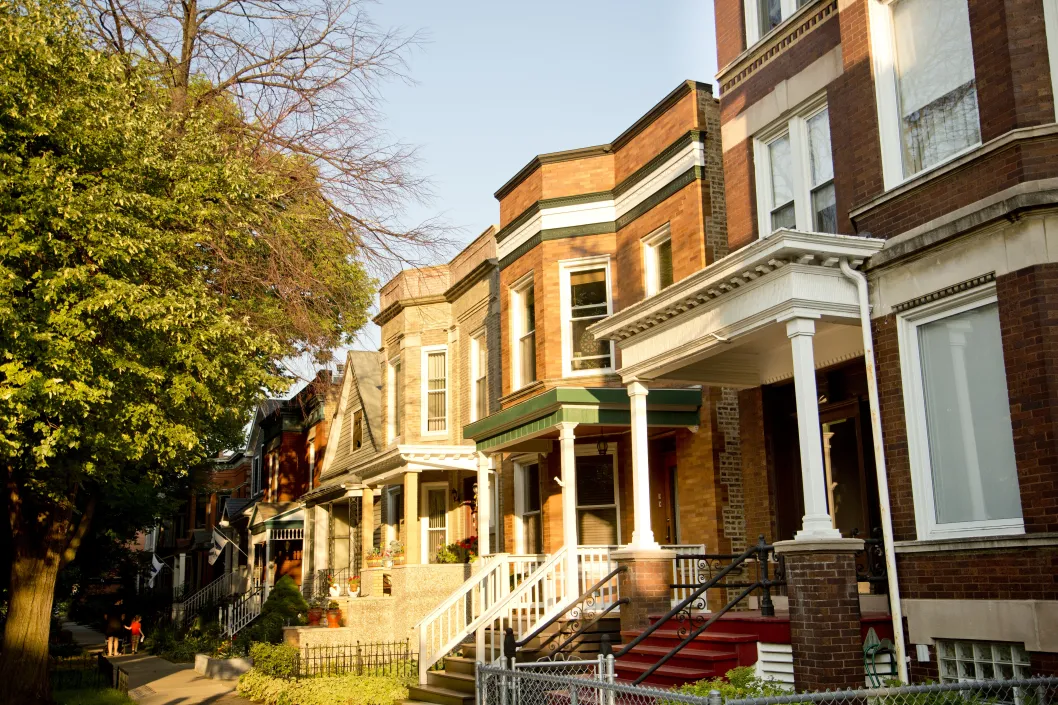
[[124, 615, 144, 654]]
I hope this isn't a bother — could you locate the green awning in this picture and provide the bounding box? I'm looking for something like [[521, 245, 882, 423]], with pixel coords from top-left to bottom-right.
[[463, 387, 701, 453]]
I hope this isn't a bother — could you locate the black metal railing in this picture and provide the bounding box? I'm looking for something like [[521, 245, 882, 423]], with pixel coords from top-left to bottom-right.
[[615, 535, 784, 685], [296, 640, 417, 679], [308, 567, 355, 600], [514, 564, 629, 662], [852, 527, 888, 593]]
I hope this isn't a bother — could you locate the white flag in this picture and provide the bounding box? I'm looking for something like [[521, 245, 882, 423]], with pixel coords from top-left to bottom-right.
[[208, 527, 230, 566], [147, 553, 164, 588]]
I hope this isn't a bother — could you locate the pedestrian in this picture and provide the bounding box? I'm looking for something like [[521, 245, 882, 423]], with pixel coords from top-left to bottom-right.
[[104, 611, 123, 657], [124, 615, 144, 654]]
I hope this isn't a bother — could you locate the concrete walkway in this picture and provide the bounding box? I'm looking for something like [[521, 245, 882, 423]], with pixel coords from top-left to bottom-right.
[[60, 622, 253, 705]]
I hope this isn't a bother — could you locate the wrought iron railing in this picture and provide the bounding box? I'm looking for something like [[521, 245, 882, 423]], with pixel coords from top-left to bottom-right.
[[615, 536, 784, 685], [852, 527, 888, 593], [306, 567, 356, 600], [515, 564, 629, 662]]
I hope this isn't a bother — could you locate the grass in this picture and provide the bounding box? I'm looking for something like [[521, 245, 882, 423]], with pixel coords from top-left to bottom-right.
[[52, 688, 136, 705]]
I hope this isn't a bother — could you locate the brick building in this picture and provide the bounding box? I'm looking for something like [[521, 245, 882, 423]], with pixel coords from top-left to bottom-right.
[[590, 0, 1058, 691]]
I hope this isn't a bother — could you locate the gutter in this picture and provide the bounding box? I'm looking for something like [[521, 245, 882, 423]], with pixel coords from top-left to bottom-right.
[[839, 258, 909, 683]]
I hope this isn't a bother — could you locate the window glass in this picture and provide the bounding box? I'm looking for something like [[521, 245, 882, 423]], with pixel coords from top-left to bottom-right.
[[937, 640, 1031, 683], [474, 335, 488, 420], [426, 351, 447, 432], [917, 303, 1021, 526], [807, 109, 836, 233], [768, 134, 796, 230], [569, 268, 612, 371], [759, 0, 782, 34], [517, 285, 536, 387], [352, 410, 363, 449], [393, 358, 403, 438], [893, 0, 980, 176], [575, 455, 617, 545], [656, 238, 674, 291], [521, 463, 542, 554]]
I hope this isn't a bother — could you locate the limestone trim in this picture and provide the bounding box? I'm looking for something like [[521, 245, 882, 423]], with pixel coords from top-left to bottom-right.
[[772, 538, 864, 554], [894, 533, 1058, 554], [903, 598, 1058, 652]]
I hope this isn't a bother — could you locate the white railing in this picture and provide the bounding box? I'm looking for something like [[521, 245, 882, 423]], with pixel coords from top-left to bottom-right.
[[269, 527, 304, 541], [577, 546, 620, 611], [172, 571, 244, 625], [221, 587, 262, 638], [417, 553, 546, 684], [664, 544, 706, 607]]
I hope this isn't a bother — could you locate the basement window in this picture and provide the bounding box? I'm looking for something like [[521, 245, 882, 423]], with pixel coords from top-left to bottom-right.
[[937, 640, 1030, 684]]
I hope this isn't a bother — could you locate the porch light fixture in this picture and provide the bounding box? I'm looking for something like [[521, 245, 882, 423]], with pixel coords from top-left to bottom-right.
[[597, 438, 608, 456]]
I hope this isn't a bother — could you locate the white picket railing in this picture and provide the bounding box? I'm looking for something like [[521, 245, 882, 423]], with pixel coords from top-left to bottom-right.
[[173, 571, 243, 625], [417, 553, 546, 684], [665, 544, 706, 607], [221, 587, 262, 638], [577, 546, 620, 611]]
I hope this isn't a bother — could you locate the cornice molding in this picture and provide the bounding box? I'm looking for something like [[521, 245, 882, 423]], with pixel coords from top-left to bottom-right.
[[371, 294, 448, 327], [444, 258, 498, 303]]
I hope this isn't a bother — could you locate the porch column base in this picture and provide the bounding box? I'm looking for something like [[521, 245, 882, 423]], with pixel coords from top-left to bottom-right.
[[612, 548, 676, 635], [773, 538, 865, 692], [359, 566, 386, 597]]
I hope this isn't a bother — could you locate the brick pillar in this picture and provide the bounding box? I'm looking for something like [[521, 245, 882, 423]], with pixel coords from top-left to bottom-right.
[[613, 548, 676, 634], [359, 566, 385, 597], [774, 539, 864, 692]]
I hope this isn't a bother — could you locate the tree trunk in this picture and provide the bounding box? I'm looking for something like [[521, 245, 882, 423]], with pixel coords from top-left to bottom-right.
[[0, 543, 63, 705]]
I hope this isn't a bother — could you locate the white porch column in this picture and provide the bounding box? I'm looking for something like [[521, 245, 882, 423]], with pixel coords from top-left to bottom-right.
[[558, 422, 579, 599], [476, 452, 491, 557], [786, 317, 842, 540], [628, 381, 659, 550], [174, 552, 186, 600], [264, 532, 273, 600]]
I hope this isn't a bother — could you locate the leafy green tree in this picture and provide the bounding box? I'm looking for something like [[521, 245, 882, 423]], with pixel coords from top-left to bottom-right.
[[0, 2, 377, 701]]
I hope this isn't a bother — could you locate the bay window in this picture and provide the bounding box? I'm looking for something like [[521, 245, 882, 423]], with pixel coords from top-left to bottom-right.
[[643, 224, 674, 296], [560, 257, 614, 377], [870, 0, 981, 187], [745, 0, 813, 47], [754, 102, 835, 236], [422, 347, 447, 435], [898, 285, 1023, 540], [471, 330, 488, 421]]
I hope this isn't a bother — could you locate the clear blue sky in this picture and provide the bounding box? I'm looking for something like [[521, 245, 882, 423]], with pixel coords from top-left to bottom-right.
[[370, 0, 720, 246], [289, 0, 720, 382]]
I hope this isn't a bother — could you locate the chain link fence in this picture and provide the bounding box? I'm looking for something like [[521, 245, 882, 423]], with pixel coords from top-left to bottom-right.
[[478, 663, 1058, 705]]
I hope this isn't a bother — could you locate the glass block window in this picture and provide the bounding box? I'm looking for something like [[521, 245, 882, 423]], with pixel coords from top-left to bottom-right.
[[937, 640, 1031, 683]]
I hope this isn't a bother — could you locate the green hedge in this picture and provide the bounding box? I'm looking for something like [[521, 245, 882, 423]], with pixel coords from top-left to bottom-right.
[[676, 667, 789, 699], [237, 670, 410, 705], [250, 643, 300, 679]]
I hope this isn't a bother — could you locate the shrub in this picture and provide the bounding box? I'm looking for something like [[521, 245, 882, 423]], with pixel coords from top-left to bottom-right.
[[237, 670, 410, 705], [52, 688, 136, 705], [250, 642, 300, 679], [677, 667, 789, 699], [262, 576, 309, 625]]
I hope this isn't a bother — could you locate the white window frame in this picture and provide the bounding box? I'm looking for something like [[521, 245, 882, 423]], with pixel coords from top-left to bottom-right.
[[387, 356, 402, 443], [573, 444, 621, 546], [745, 0, 802, 49], [1046, 0, 1058, 119], [420, 481, 449, 564], [897, 283, 1024, 541], [868, 0, 983, 191], [753, 96, 832, 237], [470, 328, 488, 422], [510, 272, 536, 391], [559, 256, 615, 379], [420, 345, 448, 436], [512, 456, 543, 555], [642, 223, 673, 297]]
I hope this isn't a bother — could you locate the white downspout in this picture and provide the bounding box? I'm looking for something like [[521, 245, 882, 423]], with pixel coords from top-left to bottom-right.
[[839, 257, 909, 683]]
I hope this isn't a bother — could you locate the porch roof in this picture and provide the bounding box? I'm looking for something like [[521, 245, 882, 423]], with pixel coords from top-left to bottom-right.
[[248, 502, 304, 534], [588, 229, 885, 385], [463, 386, 702, 453]]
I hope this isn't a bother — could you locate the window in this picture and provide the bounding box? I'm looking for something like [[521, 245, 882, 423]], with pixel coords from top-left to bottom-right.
[[516, 462, 542, 554], [745, 0, 813, 47], [560, 258, 614, 377], [423, 484, 448, 563], [643, 224, 674, 296], [471, 331, 488, 421], [251, 452, 262, 495], [575, 449, 619, 545], [898, 286, 1023, 540], [195, 495, 209, 529], [388, 356, 402, 441], [937, 640, 1031, 683], [870, 0, 981, 187], [385, 486, 403, 546], [352, 409, 363, 450], [511, 276, 536, 390], [422, 347, 447, 434], [306, 427, 317, 486], [754, 103, 836, 236]]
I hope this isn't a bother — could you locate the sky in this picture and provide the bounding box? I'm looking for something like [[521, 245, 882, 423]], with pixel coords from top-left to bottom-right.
[[287, 0, 720, 384]]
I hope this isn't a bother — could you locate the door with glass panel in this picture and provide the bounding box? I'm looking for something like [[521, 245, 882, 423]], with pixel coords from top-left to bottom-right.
[[575, 453, 618, 545], [422, 485, 448, 563], [519, 463, 542, 554]]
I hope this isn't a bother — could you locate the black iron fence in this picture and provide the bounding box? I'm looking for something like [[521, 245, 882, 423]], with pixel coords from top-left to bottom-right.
[[297, 639, 417, 679], [49, 653, 107, 691]]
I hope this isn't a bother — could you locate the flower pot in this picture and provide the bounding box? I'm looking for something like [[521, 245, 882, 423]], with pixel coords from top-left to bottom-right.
[[307, 608, 322, 626], [366, 559, 383, 568], [326, 609, 342, 628], [392, 555, 405, 566], [328, 584, 341, 597], [346, 585, 359, 597], [383, 558, 393, 569]]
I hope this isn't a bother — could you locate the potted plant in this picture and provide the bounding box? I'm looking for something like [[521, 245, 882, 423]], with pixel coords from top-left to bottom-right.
[[389, 541, 405, 566], [307, 596, 324, 626], [346, 575, 360, 597], [366, 548, 384, 568], [327, 572, 341, 597], [326, 600, 342, 628]]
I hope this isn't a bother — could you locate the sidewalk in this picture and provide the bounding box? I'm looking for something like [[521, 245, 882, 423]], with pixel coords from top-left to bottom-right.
[[111, 652, 254, 704], [62, 620, 106, 653]]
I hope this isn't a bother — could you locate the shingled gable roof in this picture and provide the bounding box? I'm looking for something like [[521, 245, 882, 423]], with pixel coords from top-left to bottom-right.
[[316, 349, 382, 479]]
